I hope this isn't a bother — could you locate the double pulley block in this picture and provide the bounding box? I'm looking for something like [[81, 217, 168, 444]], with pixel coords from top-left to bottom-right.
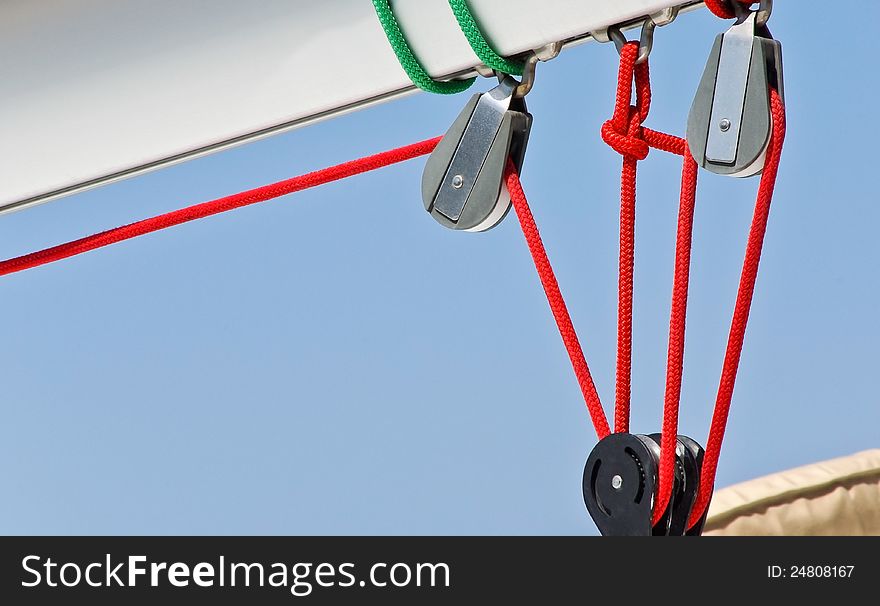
[[582, 433, 709, 536]]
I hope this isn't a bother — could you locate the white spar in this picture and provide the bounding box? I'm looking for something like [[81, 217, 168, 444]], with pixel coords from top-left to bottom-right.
[[0, 0, 701, 214]]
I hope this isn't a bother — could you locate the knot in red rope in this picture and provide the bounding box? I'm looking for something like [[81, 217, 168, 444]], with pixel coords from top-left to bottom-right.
[[601, 110, 648, 159], [601, 42, 652, 160]]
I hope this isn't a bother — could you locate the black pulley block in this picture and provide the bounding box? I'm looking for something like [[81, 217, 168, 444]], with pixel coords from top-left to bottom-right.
[[582, 433, 660, 536], [583, 432, 707, 536]]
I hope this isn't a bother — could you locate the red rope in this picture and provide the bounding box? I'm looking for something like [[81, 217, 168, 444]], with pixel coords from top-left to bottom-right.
[[0, 38, 784, 531], [687, 87, 786, 528], [704, 0, 757, 20], [601, 42, 651, 434], [653, 154, 698, 525], [615, 157, 637, 434], [0, 130, 611, 439], [600, 41, 786, 529], [601, 42, 700, 525], [506, 161, 611, 439], [0, 137, 441, 277]]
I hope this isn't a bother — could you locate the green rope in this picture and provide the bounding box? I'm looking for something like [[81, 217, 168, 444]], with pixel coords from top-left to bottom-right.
[[448, 0, 524, 76], [371, 0, 475, 95]]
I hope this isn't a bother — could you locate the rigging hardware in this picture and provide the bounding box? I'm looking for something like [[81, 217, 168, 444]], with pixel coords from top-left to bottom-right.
[[687, 6, 783, 177], [583, 433, 707, 535], [421, 43, 560, 232]]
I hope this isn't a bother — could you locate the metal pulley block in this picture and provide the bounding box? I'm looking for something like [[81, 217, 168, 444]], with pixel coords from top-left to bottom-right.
[[687, 10, 783, 177], [421, 76, 531, 231], [582, 432, 707, 536]]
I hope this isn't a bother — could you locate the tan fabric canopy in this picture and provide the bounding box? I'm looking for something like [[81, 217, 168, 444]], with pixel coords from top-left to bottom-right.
[[704, 449, 880, 536]]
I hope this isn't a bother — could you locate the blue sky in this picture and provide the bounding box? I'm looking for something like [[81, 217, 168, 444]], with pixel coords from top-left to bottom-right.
[[1, 3, 877, 535]]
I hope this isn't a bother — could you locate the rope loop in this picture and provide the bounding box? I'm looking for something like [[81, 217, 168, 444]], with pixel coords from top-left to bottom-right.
[[373, 0, 532, 94], [371, 0, 475, 94], [601, 42, 652, 160], [597, 37, 786, 532], [448, 0, 525, 76]]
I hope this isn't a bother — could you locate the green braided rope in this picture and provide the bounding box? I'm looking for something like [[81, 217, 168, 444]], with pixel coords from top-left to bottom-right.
[[448, 0, 524, 76], [372, 0, 475, 95]]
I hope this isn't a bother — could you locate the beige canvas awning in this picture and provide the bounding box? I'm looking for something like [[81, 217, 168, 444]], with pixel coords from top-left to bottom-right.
[[704, 449, 880, 536]]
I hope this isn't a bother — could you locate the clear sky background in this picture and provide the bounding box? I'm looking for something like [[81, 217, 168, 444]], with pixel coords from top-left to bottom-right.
[[1, 3, 877, 535]]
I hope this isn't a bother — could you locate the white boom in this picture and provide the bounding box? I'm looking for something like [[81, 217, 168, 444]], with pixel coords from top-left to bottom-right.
[[0, 0, 702, 214]]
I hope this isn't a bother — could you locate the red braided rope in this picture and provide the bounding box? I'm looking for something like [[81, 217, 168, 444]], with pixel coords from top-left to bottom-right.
[[0, 43, 784, 531], [652, 153, 698, 525], [0, 137, 441, 277], [615, 157, 637, 433], [601, 42, 652, 433], [0, 131, 612, 439], [601, 43, 702, 525], [601, 40, 786, 530], [506, 161, 611, 439], [704, 0, 757, 20], [687, 87, 786, 528]]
